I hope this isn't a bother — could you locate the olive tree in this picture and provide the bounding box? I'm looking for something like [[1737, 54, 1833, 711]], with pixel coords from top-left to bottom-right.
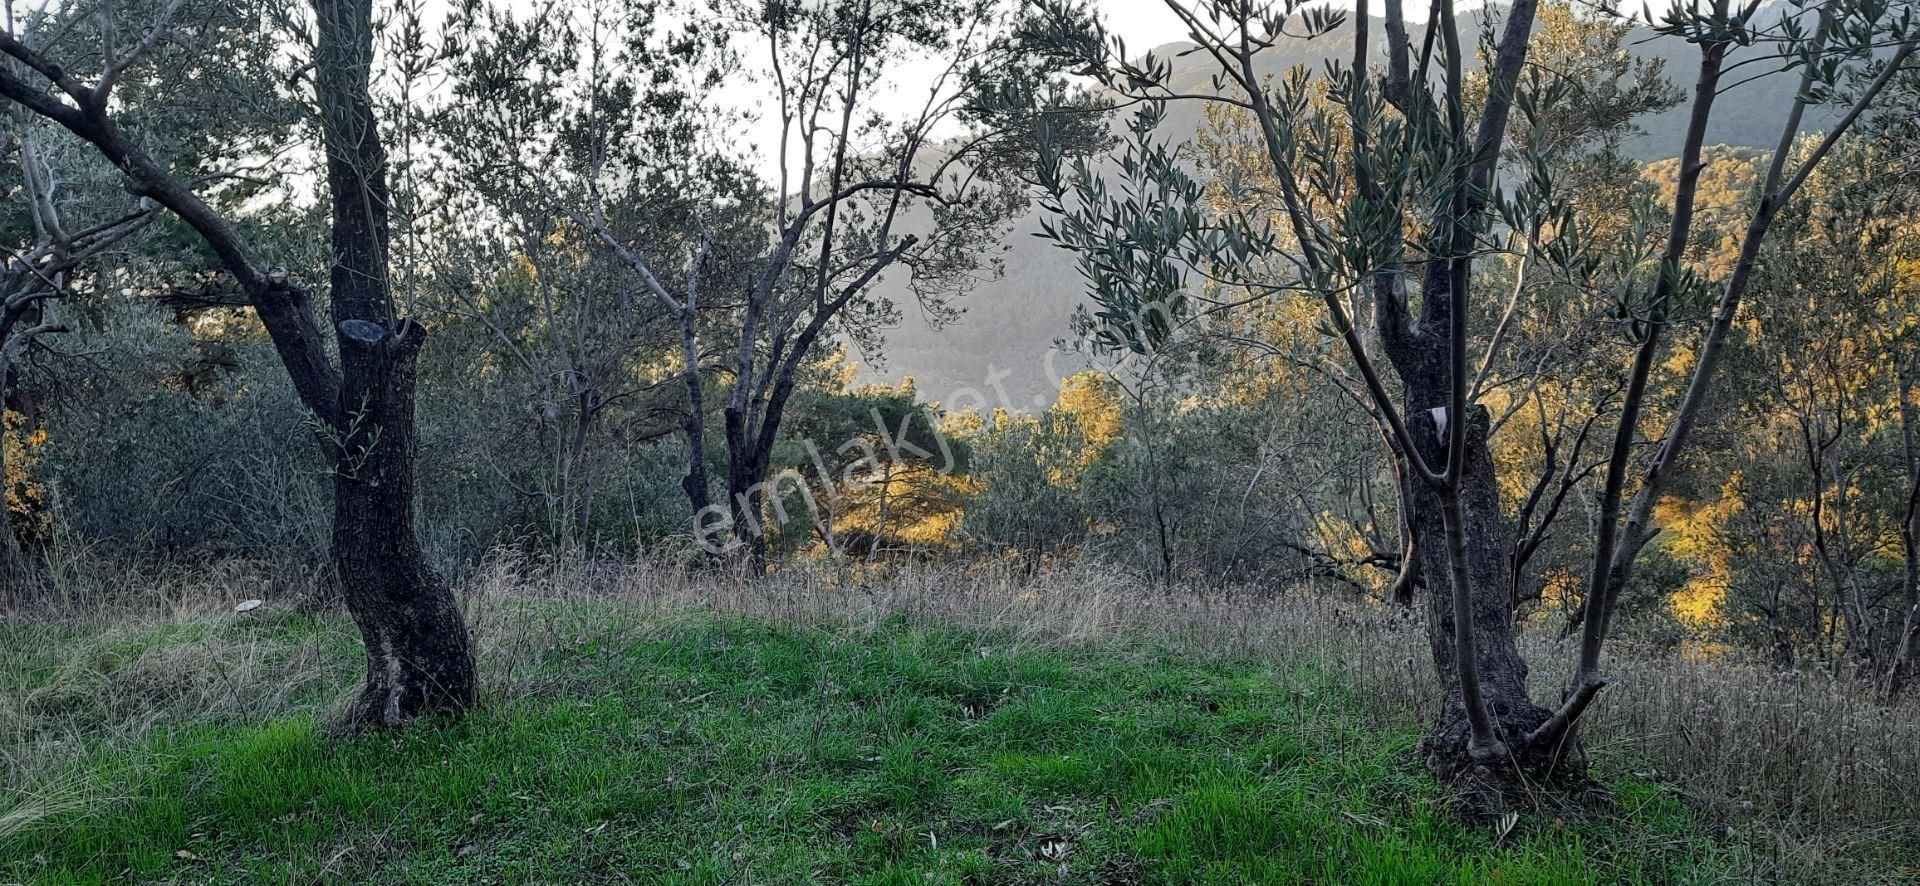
[[701, 0, 1044, 571], [0, 0, 474, 726], [1008, 0, 1919, 798]]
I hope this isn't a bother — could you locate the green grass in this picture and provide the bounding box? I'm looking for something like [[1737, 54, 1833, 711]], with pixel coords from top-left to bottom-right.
[[3, 610, 1733, 883]]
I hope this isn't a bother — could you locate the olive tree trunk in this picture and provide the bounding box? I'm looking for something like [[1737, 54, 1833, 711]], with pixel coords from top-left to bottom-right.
[[332, 319, 472, 723], [1385, 295, 1567, 784], [315, 0, 473, 726]]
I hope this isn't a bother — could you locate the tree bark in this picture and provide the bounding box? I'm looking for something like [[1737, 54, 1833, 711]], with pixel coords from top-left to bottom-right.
[[1381, 0, 1565, 785], [677, 312, 723, 558], [556, 391, 599, 545], [1386, 449, 1422, 608], [1390, 334, 1563, 781], [315, 0, 473, 726], [723, 430, 772, 572], [332, 320, 472, 724]]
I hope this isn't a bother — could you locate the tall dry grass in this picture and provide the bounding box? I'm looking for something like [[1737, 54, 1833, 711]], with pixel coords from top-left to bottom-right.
[[4, 547, 1917, 872]]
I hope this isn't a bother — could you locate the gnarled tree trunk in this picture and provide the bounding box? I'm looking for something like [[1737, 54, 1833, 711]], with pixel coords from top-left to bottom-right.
[[1404, 404, 1566, 780], [1385, 303, 1570, 787], [723, 421, 774, 573], [1364, 0, 1572, 790], [332, 320, 472, 724], [314, 0, 473, 726]]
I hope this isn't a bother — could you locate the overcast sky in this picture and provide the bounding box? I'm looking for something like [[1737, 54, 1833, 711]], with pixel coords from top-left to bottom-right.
[[406, 1, 1246, 181], [1091, 0, 1191, 51], [440, 1, 1190, 52]]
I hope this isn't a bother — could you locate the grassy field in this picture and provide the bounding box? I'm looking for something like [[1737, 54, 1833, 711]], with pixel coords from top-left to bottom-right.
[[1, 559, 1915, 883], [9, 611, 1706, 884]]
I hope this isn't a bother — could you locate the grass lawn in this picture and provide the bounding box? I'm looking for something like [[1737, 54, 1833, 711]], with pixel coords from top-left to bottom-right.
[[4, 607, 1735, 883]]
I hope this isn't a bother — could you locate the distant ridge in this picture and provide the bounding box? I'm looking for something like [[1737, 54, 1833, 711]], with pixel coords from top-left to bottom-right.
[[862, 9, 1827, 409]]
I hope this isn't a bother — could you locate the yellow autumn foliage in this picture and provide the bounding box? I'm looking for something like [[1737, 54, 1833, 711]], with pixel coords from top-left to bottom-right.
[[3, 410, 50, 538], [1655, 475, 1747, 626], [1051, 372, 1124, 451]]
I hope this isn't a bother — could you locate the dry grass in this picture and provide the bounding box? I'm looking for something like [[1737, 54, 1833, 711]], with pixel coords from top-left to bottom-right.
[[4, 548, 1918, 877]]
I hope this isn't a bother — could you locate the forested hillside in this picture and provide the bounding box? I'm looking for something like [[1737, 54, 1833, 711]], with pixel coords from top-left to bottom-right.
[[867, 4, 1838, 405]]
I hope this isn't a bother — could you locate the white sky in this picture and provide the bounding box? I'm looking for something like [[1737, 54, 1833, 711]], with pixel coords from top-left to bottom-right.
[[445, 1, 1187, 52], [412, 1, 1441, 183], [1092, 1, 1191, 52], [438, 1, 1195, 183]]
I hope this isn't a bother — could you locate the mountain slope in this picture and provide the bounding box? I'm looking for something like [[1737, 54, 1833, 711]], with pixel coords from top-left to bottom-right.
[[862, 12, 1826, 408]]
